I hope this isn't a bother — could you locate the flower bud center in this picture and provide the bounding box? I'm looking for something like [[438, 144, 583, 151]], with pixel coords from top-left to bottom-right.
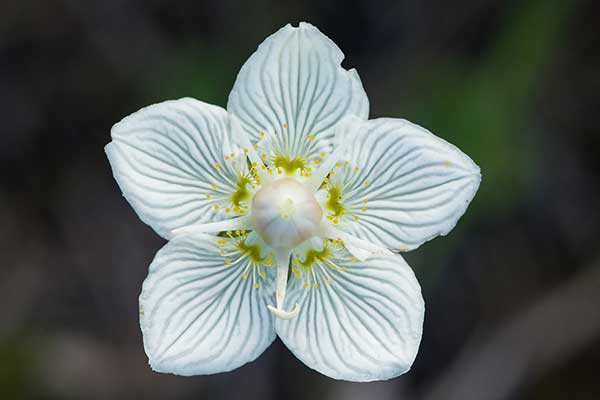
[[251, 178, 322, 249]]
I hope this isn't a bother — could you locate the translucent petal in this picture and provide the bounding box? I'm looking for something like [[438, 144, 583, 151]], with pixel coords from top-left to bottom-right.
[[106, 98, 256, 239], [321, 118, 481, 251], [277, 239, 424, 381], [228, 22, 369, 173], [140, 232, 276, 375]]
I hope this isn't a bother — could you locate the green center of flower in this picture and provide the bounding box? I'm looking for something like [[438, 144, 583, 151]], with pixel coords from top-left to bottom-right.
[[237, 238, 266, 263], [325, 184, 344, 217], [231, 175, 252, 208], [272, 155, 306, 175]]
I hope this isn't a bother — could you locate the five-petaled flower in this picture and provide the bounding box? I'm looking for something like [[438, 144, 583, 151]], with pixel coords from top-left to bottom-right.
[[106, 22, 480, 382]]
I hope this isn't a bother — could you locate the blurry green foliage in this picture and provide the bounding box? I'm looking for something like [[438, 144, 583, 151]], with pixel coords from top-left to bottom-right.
[[406, 0, 572, 215], [0, 337, 38, 399], [147, 43, 239, 107]]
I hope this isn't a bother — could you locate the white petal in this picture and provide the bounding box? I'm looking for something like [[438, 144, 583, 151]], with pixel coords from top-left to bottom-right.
[[228, 22, 369, 169], [106, 98, 255, 239], [140, 232, 276, 375], [323, 118, 481, 251], [277, 240, 424, 381]]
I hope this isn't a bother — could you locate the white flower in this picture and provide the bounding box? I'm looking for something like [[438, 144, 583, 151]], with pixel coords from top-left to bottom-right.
[[106, 22, 480, 382]]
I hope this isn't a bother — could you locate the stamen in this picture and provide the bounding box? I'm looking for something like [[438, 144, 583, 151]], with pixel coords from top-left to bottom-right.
[[304, 142, 349, 192], [267, 249, 300, 320], [171, 215, 251, 236]]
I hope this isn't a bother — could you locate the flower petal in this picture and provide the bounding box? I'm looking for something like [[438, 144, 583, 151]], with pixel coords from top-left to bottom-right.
[[228, 22, 369, 173], [140, 232, 276, 376], [322, 118, 481, 251], [277, 239, 424, 381], [106, 98, 257, 239]]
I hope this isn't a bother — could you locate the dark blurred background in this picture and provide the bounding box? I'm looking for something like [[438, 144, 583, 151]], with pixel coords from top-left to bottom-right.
[[2, 0, 600, 399]]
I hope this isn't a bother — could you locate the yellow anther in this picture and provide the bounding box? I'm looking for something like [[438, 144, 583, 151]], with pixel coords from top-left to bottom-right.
[[260, 271, 266, 278], [230, 153, 235, 158], [214, 205, 220, 210], [344, 161, 349, 166], [252, 162, 257, 167], [235, 230, 240, 235], [214, 162, 221, 169], [354, 166, 360, 172], [324, 178, 329, 183], [206, 194, 211, 199], [217, 239, 226, 245], [326, 215, 333, 221], [329, 170, 335, 176], [219, 249, 225, 255], [243, 148, 249, 154], [224, 155, 229, 160], [211, 183, 217, 189], [267, 252, 273, 259], [242, 273, 248, 279], [261, 165, 267, 170], [266, 260, 273, 266], [225, 259, 231, 265], [362, 199, 369, 204], [283, 123, 288, 129], [259, 131, 265, 137], [364, 181, 370, 187], [292, 259, 299, 265], [303, 282, 309, 287], [350, 257, 356, 262], [226, 230, 232, 235], [333, 219, 339, 225], [319, 151, 326, 158], [295, 273, 301, 279], [225, 208, 231, 213], [341, 266, 347, 272], [261, 154, 267, 159], [253, 144, 259, 150], [313, 283, 319, 288], [325, 279, 331, 285], [335, 161, 341, 167], [354, 215, 359, 221], [306, 167, 312, 173], [306, 134, 315, 140], [361, 207, 367, 212], [314, 159, 320, 165]]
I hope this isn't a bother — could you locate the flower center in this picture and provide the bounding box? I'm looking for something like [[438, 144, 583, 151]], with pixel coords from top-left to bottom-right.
[[250, 177, 322, 249]]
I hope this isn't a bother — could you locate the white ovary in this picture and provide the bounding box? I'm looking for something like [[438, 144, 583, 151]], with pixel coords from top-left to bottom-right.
[[251, 178, 322, 249]]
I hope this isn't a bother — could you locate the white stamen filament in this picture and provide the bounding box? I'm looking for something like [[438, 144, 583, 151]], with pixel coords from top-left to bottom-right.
[[171, 215, 252, 236], [319, 225, 393, 261], [305, 144, 346, 192], [251, 178, 323, 319], [267, 249, 300, 319]]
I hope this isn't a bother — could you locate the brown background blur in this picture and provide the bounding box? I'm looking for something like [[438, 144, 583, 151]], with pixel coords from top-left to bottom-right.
[[2, 0, 600, 399]]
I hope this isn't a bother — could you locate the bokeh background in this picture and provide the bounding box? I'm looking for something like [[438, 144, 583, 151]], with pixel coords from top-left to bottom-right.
[[2, 0, 600, 399]]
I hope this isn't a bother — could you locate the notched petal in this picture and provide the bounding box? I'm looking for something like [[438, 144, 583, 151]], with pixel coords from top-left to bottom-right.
[[228, 22, 369, 173]]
